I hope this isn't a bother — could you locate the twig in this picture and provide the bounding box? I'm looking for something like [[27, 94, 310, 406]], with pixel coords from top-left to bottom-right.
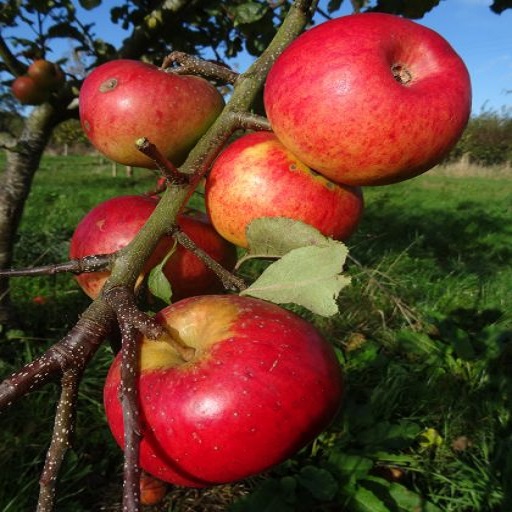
[[171, 228, 247, 292], [102, 285, 196, 511], [0, 254, 113, 277], [37, 369, 81, 512], [135, 137, 189, 185], [162, 51, 239, 84], [229, 111, 272, 132], [119, 321, 141, 512]]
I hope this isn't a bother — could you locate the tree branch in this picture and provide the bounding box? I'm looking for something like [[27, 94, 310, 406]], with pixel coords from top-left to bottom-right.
[[162, 51, 239, 84], [0, 254, 113, 277], [171, 227, 247, 292], [37, 369, 82, 512], [0, 300, 114, 410]]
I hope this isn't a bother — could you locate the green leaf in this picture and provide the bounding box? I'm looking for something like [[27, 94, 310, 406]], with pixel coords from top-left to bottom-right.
[[147, 242, 177, 304], [329, 451, 373, 482], [240, 243, 350, 317], [230, 477, 296, 512], [349, 486, 391, 512], [231, 2, 268, 25], [297, 465, 339, 501], [246, 217, 331, 259], [388, 482, 443, 512], [79, 0, 101, 10]]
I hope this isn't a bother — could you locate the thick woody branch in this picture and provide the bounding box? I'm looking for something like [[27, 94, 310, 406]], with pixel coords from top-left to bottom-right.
[[0, 254, 113, 278], [104, 286, 195, 362], [37, 369, 81, 512], [0, 300, 114, 410], [162, 51, 239, 84]]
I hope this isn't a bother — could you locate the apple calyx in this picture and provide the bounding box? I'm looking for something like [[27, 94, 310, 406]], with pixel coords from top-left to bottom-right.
[[99, 78, 118, 93], [391, 64, 412, 85]]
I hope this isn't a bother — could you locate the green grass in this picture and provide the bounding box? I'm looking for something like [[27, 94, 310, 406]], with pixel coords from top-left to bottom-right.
[[0, 155, 511, 511]]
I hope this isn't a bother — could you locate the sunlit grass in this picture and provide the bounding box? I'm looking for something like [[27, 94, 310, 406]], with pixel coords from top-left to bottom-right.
[[0, 153, 511, 511]]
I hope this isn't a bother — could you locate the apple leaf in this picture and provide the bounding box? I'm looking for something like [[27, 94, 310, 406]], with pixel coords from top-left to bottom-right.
[[244, 217, 331, 260], [240, 242, 350, 317], [147, 242, 176, 304]]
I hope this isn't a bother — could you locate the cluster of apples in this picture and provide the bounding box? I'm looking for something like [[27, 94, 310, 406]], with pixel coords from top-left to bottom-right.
[[11, 59, 65, 105], [76, 12, 471, 495]]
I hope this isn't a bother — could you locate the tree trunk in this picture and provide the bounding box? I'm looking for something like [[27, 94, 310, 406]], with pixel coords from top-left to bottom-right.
[[0, 104, 63, 328]]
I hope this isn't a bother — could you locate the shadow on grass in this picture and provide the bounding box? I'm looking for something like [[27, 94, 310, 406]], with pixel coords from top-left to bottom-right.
[[353, 198, 512, 277]]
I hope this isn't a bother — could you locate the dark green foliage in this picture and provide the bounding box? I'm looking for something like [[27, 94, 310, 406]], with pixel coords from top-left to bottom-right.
[[450, 108, 512, 165]]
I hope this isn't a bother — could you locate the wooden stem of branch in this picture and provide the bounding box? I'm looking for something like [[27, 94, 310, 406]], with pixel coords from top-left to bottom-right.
[[135, 138, 189, 185], [37, 369, 81, 512], [230, 112, 272, 132], [171, 228, 247, 292], [119, 322, 141, 512], [0, 254, 113, 277], [162, 51, 239, 84], [104, 286, 195, 361], [0, 300, 114, 410]]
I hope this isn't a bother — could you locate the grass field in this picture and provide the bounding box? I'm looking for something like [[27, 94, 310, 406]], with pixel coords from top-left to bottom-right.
[[0, 154, 511, 511]]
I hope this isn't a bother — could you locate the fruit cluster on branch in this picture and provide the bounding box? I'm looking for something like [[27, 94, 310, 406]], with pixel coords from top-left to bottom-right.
[[0, 4, 472, 512]]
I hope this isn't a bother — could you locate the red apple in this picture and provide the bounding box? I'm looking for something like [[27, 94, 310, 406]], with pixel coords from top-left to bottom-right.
[[79, 59, 225, 168], [264, 13, 472, 186], [11, 75, 49, 105], [103, 294, 343, 487], [205, 131, 363, 248], [69, 195, 237, 300], [139, 472, 167, 506], [27, 59, 65, 90]]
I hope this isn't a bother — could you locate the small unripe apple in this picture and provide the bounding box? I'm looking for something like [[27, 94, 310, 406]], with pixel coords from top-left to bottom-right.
[[103, 294, 343, 487], [205, 131, 363, 248], [69, 195, 237, 300], [264, 13, 472, 186], [11, 75, 49, 105], [27, 59, 65, 90], [79, 59, 225, 168]]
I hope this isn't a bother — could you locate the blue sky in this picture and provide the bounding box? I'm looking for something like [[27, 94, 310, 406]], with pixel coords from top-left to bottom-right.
[[10, 0, 512, 116]]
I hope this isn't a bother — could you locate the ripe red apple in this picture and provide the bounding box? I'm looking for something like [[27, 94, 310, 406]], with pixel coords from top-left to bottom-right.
[[27, 59, 65, 89], [11, 75, 49, 105], [139, 472, 167, 506], [103, 294, 343, 487], [264, 13, 472, 186], [205, 131, 363, 248], [69, 195, 237, 300], [79, 60, 225, 168]]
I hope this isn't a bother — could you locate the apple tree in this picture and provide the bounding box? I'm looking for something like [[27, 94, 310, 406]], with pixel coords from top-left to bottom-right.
[[0, 1, 510, 511]]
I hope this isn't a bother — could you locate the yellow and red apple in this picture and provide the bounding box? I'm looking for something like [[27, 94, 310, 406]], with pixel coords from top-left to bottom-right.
[[264, 13, 472, 186], [205, 131, 363, 248], [103, 294, 343, 487]]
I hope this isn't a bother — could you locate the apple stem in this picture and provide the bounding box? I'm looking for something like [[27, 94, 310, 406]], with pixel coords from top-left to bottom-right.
[[161, 51, 239, 85], [170, 227, 248, 292], [104, 286, 196, 362], [0, 253, 114, 277], [135, 137, 189, 185]]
